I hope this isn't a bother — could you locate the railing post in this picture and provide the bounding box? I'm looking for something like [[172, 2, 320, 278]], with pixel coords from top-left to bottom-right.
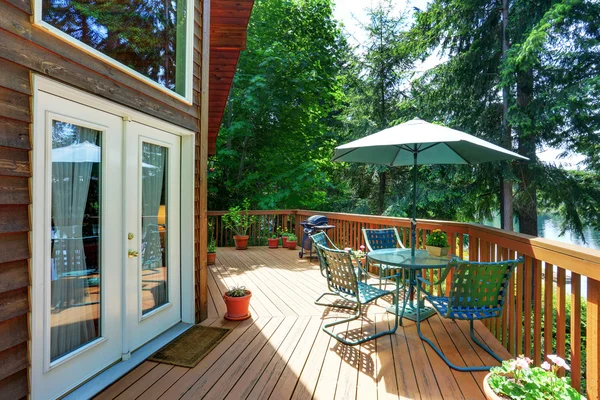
[[587, 278, 600, 399]]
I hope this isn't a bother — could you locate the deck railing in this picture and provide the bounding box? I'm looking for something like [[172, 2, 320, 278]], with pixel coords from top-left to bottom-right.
[[207, 209, 600, 398]]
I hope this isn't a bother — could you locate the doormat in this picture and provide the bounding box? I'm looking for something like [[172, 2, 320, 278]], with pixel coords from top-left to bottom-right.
[[148, 325, 231, 368]]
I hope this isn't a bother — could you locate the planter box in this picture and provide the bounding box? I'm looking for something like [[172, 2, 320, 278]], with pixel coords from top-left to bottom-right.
[[426, 245, 450, 257]]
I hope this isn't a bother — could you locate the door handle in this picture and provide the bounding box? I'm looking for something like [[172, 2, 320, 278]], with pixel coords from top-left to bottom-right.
[[128, 249, 139, 258]]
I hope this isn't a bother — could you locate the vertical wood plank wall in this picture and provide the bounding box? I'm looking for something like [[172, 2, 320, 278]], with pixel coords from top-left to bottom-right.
[[0, 0, 207, 396]]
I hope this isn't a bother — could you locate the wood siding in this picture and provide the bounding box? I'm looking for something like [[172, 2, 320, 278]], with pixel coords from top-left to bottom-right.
[[0, 0, 207, 397]]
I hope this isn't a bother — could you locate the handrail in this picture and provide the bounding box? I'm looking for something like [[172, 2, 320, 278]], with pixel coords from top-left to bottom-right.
[[208, 208, 600, 397]]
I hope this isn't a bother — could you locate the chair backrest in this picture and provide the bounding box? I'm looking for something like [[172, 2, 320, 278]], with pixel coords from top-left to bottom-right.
[[311, 231, 334, 277], [316, 244, 359, 298], [362, 228, 405, 251], [447, 257, 524, 317]]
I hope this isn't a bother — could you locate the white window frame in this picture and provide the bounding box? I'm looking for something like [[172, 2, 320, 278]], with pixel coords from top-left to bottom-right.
[[33, 0, 195, 105]]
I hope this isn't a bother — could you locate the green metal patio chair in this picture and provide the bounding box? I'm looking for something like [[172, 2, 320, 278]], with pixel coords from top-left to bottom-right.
[[311, 232, 368, 309], [416, 256, 524, 371], [315, 243, 403, 346], [362, 227, 407, 288], [310, 231, 339, 278]]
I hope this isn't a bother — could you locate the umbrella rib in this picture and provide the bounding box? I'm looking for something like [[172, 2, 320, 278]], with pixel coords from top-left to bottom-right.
[[418, 143, 441, 153], [447, 144, 472, 164], [331, 148, 358, 162]]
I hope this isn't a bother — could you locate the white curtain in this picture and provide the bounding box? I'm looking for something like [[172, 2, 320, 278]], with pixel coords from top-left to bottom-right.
[[141, 143, 167, 271], [50, 125, 99, 361]]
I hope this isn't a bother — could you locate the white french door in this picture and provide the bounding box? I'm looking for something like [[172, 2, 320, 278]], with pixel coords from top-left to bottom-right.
[[32, 92, 124, 400], [33, 86, 184, 400], [124, 123, 181, 351]]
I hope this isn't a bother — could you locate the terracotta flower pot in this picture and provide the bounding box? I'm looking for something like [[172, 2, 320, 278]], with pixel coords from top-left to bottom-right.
[[207, 252, 216, 265], [268, 238, 279, 248], [287, 240, 297, 250], [482, 373, 505, 400], [426, 245, 450, 257], [233, 235, 249, 250], [282, 236, 288, 247], [224, 290, 252, 321]]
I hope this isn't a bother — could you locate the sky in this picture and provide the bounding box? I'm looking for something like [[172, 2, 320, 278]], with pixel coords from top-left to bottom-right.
[[331, 0, 586, 170]]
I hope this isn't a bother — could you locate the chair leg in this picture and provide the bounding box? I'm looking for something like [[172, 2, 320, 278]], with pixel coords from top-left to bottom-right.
[[469, 320, 503, 363], [416, 307, 498, 372], [323, 300, 399, 346], [314, 292, 356, 310]]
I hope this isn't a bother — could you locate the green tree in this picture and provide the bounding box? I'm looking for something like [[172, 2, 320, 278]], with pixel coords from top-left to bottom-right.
[[402, 0, 600, 238], [209, 0, 346, 210]]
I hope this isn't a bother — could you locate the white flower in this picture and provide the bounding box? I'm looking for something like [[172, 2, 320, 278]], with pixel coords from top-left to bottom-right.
[[516, 357, 530, 370], [541, 361, 551, 371], [548, 355, 571, 371]]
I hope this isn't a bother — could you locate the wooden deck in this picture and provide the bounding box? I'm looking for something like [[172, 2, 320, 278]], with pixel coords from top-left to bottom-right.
[[96, 246, 510, 400]]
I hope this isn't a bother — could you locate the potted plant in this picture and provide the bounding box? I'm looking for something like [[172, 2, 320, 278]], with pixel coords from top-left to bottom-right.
[[207, 221, 216, 265], [222, 199, 256, 250], [483, 354, 584, 399], [268, 234, 279, 249], [426, 229, 450, 256], [223, 286, 252, 321], [286, 233, 298, 250], [207, 239, 217, 264], [280, 229, 291, 247]]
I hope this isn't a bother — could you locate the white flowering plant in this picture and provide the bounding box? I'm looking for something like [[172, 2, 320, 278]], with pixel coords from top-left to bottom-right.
[[488, 354, 584, 399]]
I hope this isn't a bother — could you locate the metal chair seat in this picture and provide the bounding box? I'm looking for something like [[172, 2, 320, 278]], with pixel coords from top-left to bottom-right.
[[427, 296, 503, 320], [336, 282, 392, 304]]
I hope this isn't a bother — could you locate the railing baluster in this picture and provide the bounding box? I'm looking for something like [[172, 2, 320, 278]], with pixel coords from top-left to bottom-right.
[[556, 267, 567, 377], [587, 278, 600, 399], [524, 256, 533, 359], [533, 258, 542, 366], [571, 272, 581, 392], [516, 254, 524, 356], [544, 262, 554, 357]]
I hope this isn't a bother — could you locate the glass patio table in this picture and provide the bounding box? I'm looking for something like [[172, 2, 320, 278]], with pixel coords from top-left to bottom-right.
[[366, 248, 453, 322]]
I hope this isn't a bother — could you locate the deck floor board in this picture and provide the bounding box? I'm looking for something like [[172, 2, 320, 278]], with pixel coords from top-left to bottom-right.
[[96, 247, 511, 400]]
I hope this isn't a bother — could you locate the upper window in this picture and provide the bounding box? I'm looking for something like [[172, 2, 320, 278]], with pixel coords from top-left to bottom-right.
[[40, 0, 189, 98]]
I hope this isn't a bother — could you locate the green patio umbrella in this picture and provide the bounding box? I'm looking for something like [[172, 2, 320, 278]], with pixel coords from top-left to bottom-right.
[[332, 118, 528, 256]]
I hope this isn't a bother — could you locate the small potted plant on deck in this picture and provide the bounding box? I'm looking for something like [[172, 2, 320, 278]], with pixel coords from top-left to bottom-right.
[[280, 228, 291, 247], [222, 199, 256, 250], [207, 221, 217, 265], [223, 286, 252, 321], [286, 233, 298, 250], [268, 234, 279, 249], [483, 354, 584, 400], [426, 229, 450, 257], [207, 239, 217, 264]]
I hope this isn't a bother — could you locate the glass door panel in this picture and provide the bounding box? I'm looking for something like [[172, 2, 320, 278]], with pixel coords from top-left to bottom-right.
[[141, 142, 169, 314], [50, 121, 102, 361]]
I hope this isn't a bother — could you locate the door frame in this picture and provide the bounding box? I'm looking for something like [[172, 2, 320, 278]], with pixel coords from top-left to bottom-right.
[[31, 75, 196, 397]]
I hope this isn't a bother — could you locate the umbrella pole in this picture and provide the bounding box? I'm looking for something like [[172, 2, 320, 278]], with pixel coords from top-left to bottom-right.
[[411, 151, 417, 257]]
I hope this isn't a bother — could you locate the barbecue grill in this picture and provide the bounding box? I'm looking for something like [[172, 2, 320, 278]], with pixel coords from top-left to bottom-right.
[[299, 215, 335, 259]]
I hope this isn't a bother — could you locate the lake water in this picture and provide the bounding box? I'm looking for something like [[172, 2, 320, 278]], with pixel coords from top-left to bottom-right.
[[484, 213, 600, 250], [483, 214, 600, 297]]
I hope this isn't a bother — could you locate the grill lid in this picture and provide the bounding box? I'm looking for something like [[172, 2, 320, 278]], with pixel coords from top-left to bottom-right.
[[303, 215, 328, 226]]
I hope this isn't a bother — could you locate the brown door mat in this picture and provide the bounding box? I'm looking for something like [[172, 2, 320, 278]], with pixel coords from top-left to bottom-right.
[[148, 325, 232, 368]]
